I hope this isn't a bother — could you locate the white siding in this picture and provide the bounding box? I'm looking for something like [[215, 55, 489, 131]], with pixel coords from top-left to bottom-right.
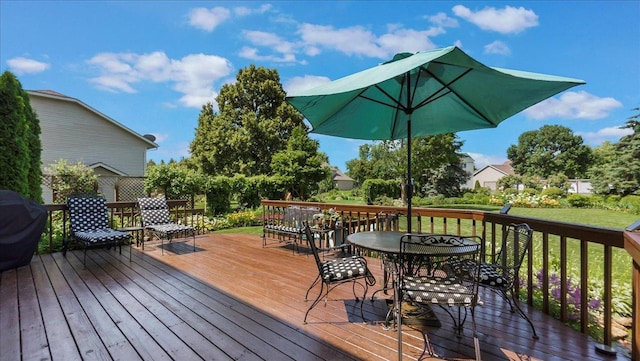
[[32, 96, 148, 176]]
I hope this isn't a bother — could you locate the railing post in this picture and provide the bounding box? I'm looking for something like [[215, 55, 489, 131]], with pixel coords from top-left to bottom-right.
[[624, 220, 640, 360]]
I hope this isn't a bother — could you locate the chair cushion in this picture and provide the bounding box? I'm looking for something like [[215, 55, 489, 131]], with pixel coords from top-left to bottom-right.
[[74, 228, 131, 244], [321, 256, 369, 282], [477, 263, 509, 288], [402, 275, 475, 306], [449, 259, 510, 289], [148, 223, 195, 236]]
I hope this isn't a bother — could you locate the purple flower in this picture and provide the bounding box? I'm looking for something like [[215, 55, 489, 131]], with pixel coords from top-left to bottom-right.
[[588, 298, 602, 310]]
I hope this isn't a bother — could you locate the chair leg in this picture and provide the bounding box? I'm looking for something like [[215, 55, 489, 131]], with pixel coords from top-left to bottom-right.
[[304, 281, 326, 324], [471, 307, 482, 361], [507, 290, 539, 339], [305, 275, 321, 301]]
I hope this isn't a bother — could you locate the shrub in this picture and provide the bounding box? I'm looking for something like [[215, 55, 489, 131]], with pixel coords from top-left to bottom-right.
[[361, 179, 401, 204], [541, 186, 565, 199], [619, 195, 640, 214], [522, 188, 539, 196], [567, 194, 592, 208], [226, 210, 258, 227]]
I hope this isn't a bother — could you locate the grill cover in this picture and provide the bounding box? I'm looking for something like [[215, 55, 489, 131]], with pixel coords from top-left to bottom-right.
[[0, 190, 47, 272]]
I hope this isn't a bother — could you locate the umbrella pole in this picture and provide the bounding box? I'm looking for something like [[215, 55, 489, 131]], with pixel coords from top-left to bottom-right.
[[406, 116, 412, 232]]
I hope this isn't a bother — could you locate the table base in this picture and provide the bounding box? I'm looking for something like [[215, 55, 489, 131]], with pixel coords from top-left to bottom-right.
[[386, 299, 441, 327]]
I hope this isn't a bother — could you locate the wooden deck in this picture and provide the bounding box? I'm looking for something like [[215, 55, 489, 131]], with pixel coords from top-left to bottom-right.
[[0, 233, 629, 361]]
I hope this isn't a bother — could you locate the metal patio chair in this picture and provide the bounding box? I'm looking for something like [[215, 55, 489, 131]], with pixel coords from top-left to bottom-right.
[[64, 195, 132, 268], [303, 223, 376, 324], [396, 233, 483, 360], [137, 197, 195, 255]]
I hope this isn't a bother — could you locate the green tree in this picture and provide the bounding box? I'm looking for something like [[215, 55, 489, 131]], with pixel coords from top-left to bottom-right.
[[590, 109, 640, 195], [421, 163, 468, 197], [0, 71, 30, 197], [497, 174, 523, 191], [507, 125, 593, 178], [346, 134, 464, 197], [270, 126, 329, 200], [144, 162, 207, 202], [45, 160, 98, 203], [22, 86, 43, 202], [190, 65, 304, 176], [411, 134, 463, 196], [546, 173, 570, 192]]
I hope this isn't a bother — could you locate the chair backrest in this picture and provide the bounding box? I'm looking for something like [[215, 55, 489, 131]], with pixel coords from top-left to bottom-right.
[[495, 223, 533, 276], [400, 233, 482, 278], [137, 197, 172, 226], [284, 206, 319, 228], [67, 196, 109, 233], [303, 223, 324, 273]]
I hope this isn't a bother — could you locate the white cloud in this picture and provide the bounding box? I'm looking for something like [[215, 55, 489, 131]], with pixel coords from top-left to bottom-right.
[[452, 5, 538, 34], [7, 57, 50, 75], [577, 126, 634, 145], [234, 4, 272, 16], [297, 23, 437, 59], [427, 12, 459, 28], [284, 75, 331, 95], [188, 7, 231, 32], [524, 91, 623, 120], [243, 30, 296, 54], [239, 46, 298, 63], [484, 40, 511, 55], [86, 51, 233, 108]]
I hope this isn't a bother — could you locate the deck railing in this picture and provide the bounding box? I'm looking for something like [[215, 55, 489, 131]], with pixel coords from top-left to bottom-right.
[[262, 199, 639, 354], [41, 200, 207, 253]]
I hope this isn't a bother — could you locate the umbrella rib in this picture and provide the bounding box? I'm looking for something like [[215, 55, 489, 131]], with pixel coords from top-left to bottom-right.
[[421, 66, 495, 124], [363, 84, 407, 112]]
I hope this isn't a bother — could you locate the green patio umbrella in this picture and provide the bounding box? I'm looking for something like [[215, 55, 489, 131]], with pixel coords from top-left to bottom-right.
[[286, 46, 584, 233]]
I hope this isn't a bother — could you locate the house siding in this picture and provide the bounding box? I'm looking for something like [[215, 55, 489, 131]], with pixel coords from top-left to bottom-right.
[[473, 167, 507, 191], [29, 92, 156, 203], [33, 96, 148, 177]]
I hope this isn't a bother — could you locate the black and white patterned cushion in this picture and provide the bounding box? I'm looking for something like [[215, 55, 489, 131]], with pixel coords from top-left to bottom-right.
[[138, 197, 195, 236], [321, 256, 369, 282], [477, 263, 508, 288], [402, 275, 475, 306], [450, 259, 509, 289], [68, 197, 131, 244]]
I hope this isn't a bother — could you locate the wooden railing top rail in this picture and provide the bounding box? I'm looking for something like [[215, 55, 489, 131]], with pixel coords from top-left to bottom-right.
[[262, 200, 626, 248]]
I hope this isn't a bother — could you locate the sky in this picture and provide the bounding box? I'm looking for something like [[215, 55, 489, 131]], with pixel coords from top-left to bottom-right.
[[2, 1, 639, 172]]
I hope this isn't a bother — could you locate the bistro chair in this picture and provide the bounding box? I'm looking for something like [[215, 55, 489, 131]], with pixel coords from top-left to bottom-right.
[[303, 223, 376, 324], [137, 197, 196, 255], [64, 194, 132, 268], [463, 223, 538, 339], [396, 233, 483, 361]]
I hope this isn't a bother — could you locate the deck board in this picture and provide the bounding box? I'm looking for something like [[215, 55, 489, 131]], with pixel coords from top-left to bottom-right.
[[0, 233, 630, 361]]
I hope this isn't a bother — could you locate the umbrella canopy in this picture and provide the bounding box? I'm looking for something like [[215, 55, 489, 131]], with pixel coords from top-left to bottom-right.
[[286, 46, 584, 140]]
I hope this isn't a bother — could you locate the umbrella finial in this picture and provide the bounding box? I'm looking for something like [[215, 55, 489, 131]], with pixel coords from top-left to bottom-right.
[[383, 52, 414, 64]]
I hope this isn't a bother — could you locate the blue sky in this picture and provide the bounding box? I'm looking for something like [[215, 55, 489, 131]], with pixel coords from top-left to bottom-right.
[[2, 1, 638, 172]]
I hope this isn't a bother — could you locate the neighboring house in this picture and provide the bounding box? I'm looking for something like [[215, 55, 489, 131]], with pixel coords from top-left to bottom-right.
[[332, 167, 354, 190], [28, 90, 158, 203], [471, 161, 516, 191], [471, 160, 593, 194], [459, 153, 476, 189]]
